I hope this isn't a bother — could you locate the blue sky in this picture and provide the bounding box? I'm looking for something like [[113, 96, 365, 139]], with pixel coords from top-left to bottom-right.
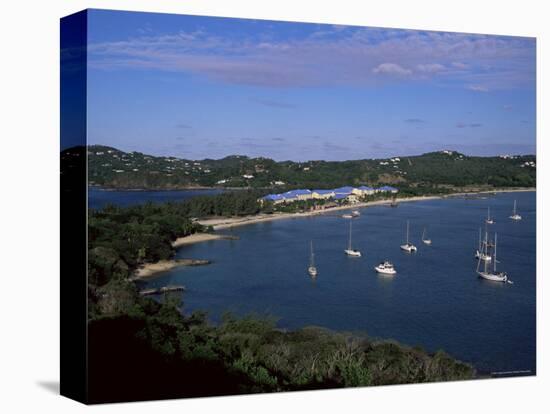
[[85, 9, 536, 161]]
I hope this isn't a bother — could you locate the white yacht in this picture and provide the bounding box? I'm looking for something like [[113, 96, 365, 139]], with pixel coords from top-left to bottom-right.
[[344, 221, 362, 257], [400, 220, 417, 252], [509, 200, 522, 221], [351, 210, 361, 217], [308, 240, 318, 277], [474, 228, 492, 262], [421, 228, 432, 245], [485, 207, 494, 224], [374, 261, 396, 275], [477, 233, 509, 283]]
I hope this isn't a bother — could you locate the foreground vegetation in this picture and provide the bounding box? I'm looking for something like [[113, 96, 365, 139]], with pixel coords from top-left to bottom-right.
[[89, 281, 474, 403]]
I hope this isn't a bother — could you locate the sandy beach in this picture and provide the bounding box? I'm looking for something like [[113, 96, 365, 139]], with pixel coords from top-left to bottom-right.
[[133, 187, 534, 279], [132, 258, 211, 280], [198, 188, 534, 231], [172, 233, 236, 247]]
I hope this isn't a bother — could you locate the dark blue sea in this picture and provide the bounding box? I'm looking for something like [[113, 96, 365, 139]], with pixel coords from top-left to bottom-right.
[[88, 187, 224, 210], [92, 189, 537, 375]]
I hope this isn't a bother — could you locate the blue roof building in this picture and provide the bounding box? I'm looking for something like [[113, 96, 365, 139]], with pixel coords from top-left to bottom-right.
[[262, 194, 285, 202], [333, 186, 355, 195], [312, 189, 335, 195], [357, 185, 375, 191], [377, 185, 399, 193], [290, 189, 312, 196], [333, 194, 349, 200]]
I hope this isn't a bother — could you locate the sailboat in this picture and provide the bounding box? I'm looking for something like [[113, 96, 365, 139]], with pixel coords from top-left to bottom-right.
[[344, 221, 361, 257], [400, 220, 417, 252], [474, 227, 492, 262], [477, 233, 508, 283], [509, 200, 522, 220], [485, 207, 494, 224], [308, 241, 318, 277], [421, 227, 432, 245]]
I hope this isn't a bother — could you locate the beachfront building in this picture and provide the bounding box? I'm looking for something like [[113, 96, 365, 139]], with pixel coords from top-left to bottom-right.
[[377, 185, 399, 193], [333, 186, 355, 197], [280, 189, 312, 202], [292, 189, 313, 201], [312, 189, 336, 200], [331, 187, 358, 203], [261, 194, 286, 205], [353, 186, 375, 197], [261, 185, 397, 205]]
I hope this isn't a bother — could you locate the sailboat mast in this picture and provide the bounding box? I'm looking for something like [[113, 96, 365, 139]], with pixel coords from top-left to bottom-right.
[[513, 200, 517, 215], [494, 233, 498, 273], [406, 220, 410, 244], [310, 241, 315, 267], [484, 230, 489, 273], [478, 228, 482, 251], [348, 221, 352, 250], [488, 207, 491, 221]]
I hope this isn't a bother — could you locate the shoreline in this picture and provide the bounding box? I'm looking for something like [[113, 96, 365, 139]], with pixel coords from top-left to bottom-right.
[[132, 187, 534, 278], [131, 233, 238, 279], [131, 258, 211, 280], [198, 187, 536, 231], [172, 232, 238, 248]]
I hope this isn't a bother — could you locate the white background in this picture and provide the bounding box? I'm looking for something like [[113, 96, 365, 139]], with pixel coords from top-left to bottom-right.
[[0, 0, 547, 412]]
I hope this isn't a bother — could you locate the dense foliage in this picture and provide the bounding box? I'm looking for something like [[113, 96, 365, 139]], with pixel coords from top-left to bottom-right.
[[88, 190, 263, 286], [88, 145, 536, 190], [88, 282, 475, 403], [88, 203, 202, 286]]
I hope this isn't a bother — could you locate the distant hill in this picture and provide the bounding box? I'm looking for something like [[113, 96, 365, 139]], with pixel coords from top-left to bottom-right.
[[86, 145, 536, 191]]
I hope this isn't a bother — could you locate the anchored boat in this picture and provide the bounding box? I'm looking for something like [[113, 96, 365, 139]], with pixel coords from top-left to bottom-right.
[[485, 206, 494, 224], [421, 227, 432, 245], [400, 220, 417, 252], [474, 227, 492, 262], [509, 200, 522, 221], [344, 221, 361, 257], [374, 261, 396, 275], [477, 233, 510, 283], [308, 240, 318, 277]]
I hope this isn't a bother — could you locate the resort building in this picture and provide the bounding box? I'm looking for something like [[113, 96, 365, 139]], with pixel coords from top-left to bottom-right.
[[261, 185, 398, 205], [377, 185, 399, 193], [282, 189, 312, 201], [333, 194, 348, 201], [333, 186, 355, 196], [262, 194, 286, 204], [312, 189, 336, 199], [353, 186, 375, 196]]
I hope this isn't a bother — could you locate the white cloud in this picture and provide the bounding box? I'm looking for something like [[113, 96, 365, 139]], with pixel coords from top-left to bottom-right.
[[452, 61, 468, 69], [467, 84, 490, 92], [372, 63, 412, 76], [416, 63, 446, 73], [88, 26, 535, 90]]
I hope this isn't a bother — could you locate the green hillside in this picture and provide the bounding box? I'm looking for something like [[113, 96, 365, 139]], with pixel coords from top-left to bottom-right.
[[87, 145, 536, 191]]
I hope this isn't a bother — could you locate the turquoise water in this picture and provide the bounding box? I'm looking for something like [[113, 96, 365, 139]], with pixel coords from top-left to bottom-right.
[[139, 191, 536, 375]]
